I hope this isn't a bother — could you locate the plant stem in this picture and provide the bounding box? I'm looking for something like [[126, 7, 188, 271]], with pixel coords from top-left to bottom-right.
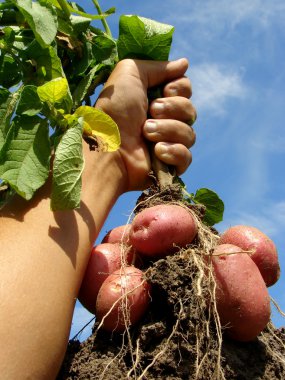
[[92, 0, 112, 37], [151, 145, 174, 190], [58, 0, 71, 18]]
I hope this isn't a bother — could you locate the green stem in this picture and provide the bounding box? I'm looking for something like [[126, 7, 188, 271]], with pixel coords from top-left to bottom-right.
[[92, 0, 112, 37], [57, 0, 71, 18]]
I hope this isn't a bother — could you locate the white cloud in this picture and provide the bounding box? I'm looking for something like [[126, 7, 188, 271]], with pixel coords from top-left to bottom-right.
[[172, 0, 285, 30], [222, 200, 285, 240], [189, 63, 247, 115], [251, 136, 285, 154]]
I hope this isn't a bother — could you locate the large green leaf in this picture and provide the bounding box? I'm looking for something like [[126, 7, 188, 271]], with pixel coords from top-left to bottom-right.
[[13, 0, 58, 47], [51, 121, 84, 210], [0, 115, 51, 200], [193, 188, 224, 226], [74, 106, 120, 152], [117, 15, 174, 61]]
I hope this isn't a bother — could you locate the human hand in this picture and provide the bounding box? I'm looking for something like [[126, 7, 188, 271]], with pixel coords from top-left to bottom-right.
[[95, 58, 196, 192]]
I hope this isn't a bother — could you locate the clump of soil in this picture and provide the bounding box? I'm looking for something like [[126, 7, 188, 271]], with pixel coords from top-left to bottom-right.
[[58, 186, 285, 380]]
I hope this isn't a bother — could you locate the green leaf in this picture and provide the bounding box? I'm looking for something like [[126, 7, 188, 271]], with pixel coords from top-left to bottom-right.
[[92, 34, 117, 65], [0, 115, 51, 200], [0, 88, 20, 148], [70, 14, 91, 34], [72, 64, 102, 108], [70, 37, 93, 77], [13, 0, 58, 47], [74, 106, 120, 152], [193, 188, 224, 226], [37, 77, 68, 104], [0, 53, 22, 88], [21, 41, 64, 84], [51, 120, 84, 210], [0, 88, 11, 148], [117, 15, 174, 61], [16, 85, 42, 116]]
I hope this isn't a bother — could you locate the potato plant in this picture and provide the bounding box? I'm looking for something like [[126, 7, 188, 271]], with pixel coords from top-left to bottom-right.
[[1, 1, 282, 378]]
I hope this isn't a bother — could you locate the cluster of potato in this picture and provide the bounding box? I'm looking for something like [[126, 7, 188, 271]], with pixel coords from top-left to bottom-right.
[[78, 203, 280, 341]]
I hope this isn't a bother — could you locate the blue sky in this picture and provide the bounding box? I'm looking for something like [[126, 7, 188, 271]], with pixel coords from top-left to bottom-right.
[[70, 0, 285, 341]]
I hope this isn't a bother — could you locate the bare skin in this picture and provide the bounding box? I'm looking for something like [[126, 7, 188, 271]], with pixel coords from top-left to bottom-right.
[[0, 58, 196, 379]]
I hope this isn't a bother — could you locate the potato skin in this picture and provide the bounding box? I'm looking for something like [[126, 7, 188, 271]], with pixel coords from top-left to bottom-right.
[[78, 243, 127, 314], [212, 244, 271, 342], [102, 224, 131, 244], [219, 225, 280, 287], [96, 266, 151, 333], [129, 204, 197, 258]]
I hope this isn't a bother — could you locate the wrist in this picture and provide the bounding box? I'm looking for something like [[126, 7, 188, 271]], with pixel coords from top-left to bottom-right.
[[82, 142, 128, 202]]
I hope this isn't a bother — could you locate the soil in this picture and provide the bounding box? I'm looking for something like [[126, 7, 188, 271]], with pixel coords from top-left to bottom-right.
[[58, 187, 285, 380]]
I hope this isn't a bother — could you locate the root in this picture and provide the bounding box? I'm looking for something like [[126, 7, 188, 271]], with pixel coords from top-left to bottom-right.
[[260, 322, 285, 367], [91, 195, 228, 379]]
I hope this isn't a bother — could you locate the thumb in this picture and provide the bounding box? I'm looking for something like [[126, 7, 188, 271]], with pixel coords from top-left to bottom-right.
[[138, 58, 189, 88]]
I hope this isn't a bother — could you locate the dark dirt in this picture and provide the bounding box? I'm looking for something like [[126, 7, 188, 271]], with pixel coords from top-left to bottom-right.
[[58, 253, 285, 380], [58, 188, 285, 379]]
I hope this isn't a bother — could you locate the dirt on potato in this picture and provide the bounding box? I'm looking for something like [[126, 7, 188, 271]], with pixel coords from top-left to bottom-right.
[[58, 186, 285, 380]]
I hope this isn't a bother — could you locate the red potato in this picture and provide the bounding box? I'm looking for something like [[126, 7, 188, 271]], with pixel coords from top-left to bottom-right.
[[219, 225, 280, 287], [129, 204, 197, 258], [78, 243, 133, 314], [102, 224, 131, 244], [212, 244, 271, 342], [96, 266, 151, 333]]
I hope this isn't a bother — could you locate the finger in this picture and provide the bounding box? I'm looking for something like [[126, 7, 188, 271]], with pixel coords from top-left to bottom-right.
[[143, 119, 196, 148], [135, 58, 189, 88], [163, 76, 192, 98], [154, 142, 192, 175], [149, 97, 197, 125]]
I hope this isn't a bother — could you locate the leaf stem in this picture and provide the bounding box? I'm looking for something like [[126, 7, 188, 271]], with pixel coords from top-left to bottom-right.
[[92, 0, 112, 37], [57, 0, 71, 18], [65, 4, 110, 21]]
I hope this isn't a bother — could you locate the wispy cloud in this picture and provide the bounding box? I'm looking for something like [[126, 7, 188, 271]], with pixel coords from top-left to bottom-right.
[[189, 63, 247, 115], [221, 200, 285, 240], [171, 0, 285, 30], [250, 135, 285, 154]]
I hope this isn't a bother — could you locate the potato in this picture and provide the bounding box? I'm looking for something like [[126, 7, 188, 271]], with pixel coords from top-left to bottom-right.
[[96, 266, 151, 332], [219, 225, 280, 287], [129, 204, 197, 258], [78, 243, 133, 314], [212, 244, 271, 342], [102, 224, 131, 244]]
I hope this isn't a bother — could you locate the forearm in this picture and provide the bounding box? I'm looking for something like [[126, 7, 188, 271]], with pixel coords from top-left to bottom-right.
[[0, 146, 125, 379]]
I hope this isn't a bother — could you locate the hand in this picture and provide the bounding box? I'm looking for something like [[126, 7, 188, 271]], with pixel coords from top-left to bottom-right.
[[95, 58, 196, 191]]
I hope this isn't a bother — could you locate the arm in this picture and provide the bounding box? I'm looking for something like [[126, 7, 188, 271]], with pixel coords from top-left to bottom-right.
[[0, 59, 196, 379]]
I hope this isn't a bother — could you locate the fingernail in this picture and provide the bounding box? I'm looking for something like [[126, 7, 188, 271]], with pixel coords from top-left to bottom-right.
[[144, 120, 157, 133], [168, 87, 178, 96], [152, 101, 164, 115], [157, 142, 171, 155]]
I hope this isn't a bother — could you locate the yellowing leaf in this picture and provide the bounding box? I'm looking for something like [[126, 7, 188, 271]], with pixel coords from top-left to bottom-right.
[[37, 77, 68, 104], [74, 106, 120, 152]]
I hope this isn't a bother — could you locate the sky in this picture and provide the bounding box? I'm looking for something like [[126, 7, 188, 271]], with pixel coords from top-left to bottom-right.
[[70, 0, 285, 341]]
